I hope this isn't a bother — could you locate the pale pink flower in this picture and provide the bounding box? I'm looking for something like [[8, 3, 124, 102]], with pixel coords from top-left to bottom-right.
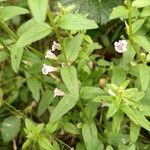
[[114, 40, 128, 53], [45, 50, 58, 60], [52, 41, 61, 51], [42, 64, 58, 75], [54, 88, 65, 97]]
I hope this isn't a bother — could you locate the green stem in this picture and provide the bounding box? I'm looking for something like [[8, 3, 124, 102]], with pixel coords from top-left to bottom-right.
[[47, 7, 68, 64], [0, 20, 43, 57], [0, 99, 28, 120], [127, 0, 145, 63]]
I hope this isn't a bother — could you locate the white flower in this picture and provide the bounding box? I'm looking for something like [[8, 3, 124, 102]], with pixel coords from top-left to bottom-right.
[[114, 40, 128, 53], [54, 88, 65, 97], [42, 64, 58, 75], [52, 41, 61, 51], [45, 50, 58, 60]]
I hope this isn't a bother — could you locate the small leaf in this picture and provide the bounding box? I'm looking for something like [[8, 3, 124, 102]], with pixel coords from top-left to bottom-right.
[[139, 64, 150, 91], [16, 20, 52, 47], [58, 14, 98, 30], [0, 6, 29, 21], [38, 137, 54, 150], [61, 66, 79, 98], [132, 19, 145, 34], [130, 121, 140, 143], [27, 76, 41, 102], [132, 0, 150, 8], [80, 86, 104, 100], [132, 35, 150, 52], [64, 122, 80, 135], [106, 101, 118, 119], [1, 116, 21, 142], [50, 94, 78, 123], [110, 6, 128, 20], [63, 33, 84, 62], [37, 90, 53, 116], [10, 44, 24, 73], [106, 145, 114, 150], [112, 66, 126, 86], [28, 0, 48, 22]]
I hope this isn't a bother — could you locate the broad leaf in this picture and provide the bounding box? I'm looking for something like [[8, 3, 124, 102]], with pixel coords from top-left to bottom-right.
[[61, 66, 79, 98], [58, 14, 98, 30], [50, 94, 78, 123], [0, 6, 29, 21], [10, 44, 24, 73], [27, 76, 41, 102], [132, 19, 145, 34], [37, 90, 53, 116], [112, 66, 126, 86], [16, 20, 52, 47], [63, 33, 84, 62], [132, 0, 150, 8], [80, 86, 104, 100], [82, 123, 103, 150], [1, 116, 21, 142], [130, 121, 140, 143], [28, 0, 48, 22], [132, 35, 150, 52], [139, 64, 150, 91]]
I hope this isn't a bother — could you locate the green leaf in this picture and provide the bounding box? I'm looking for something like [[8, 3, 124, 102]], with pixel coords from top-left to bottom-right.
[[38, 137, 54, 150], [139, 64, 150, 91], [132, 0, 150, 8], [132, 19, 145, 34], [106, 101, 119, 119], [10, 45, 24, 73], [121, 105, 150, 131], [28, 0, 48, 22], [132, 35, 150, 52], [130, 121, 140, 143], [63, 33, 84, 62], [16, 20, 52, 47], [58, 14, 98, 30], [22, 139, 32, 150], [112, 66, 126, 86], [50, 94, 78, 123], [112, 110, 124, 135], [0, 51, 8, 62], [110, 6, 128, 20], [80, 86, 104, 100], [64, 122, 80, 135], [27, 76, 41, 102], [82, 123, 102, 150], [106, 145, 114, 150], [1, 116, 21, 142], [141, 7, 150, 17], [37, 90, 53, 116], [97, 59, 111, 67], [61, 66, 79, 98], [46, 122, 58, 134], [0, 6, 29, 21]]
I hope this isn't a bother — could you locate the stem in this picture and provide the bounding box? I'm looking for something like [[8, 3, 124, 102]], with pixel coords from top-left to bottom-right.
[[47, 7, 68, 64], [127, 0, 145, 63], [0, 99, 28, 120], [0, 20, 43, 58]]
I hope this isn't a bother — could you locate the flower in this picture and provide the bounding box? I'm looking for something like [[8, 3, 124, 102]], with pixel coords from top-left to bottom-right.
[[54, 88, 65, 97], [45, 50, 58, 60], [52, 41, 61, 51], [42, 64, 58, 75], [114, 40, 128, 53]]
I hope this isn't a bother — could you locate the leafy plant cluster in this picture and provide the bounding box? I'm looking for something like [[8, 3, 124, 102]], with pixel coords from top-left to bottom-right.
[[0, 0, 150, 149]]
